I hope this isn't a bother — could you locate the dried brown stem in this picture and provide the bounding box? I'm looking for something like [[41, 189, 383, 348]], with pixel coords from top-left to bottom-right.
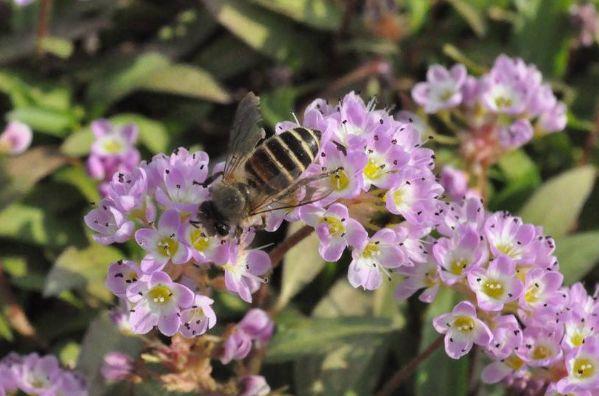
[[268, 225, 314, 269], [375, 335, 444, 396], [36, 0, 53, 56]]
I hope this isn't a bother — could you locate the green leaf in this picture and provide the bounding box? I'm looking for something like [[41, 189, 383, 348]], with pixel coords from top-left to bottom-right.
[[267, 316, 399, 363], [0, 203, 85, 247], [44, 244, 123, 302], [53, 165, 100, 204], [519, 166, 596, 237], [275, 223, 326, 311], [195, 36, 262, 80], [0, 313, 14, 341], [447, 0, 487, 37], [139, 64, 231, 104], [7, 106, 79, 137], [249, 0, 343, 31], [416, 288, 468, 396], [87, 52, 171, 113], [0, 146, 68, 211], [512, 0, 572, 77], [406, 0, 431, 31], [201, 0, 324, 71], [57, 341, 81, 367], [39, 36, 74, 59], [77, 312, 144, 396], [313, 279, 373, 318], [60, 130, 94, 157], [491, 150, 541, 212], [295, 335, 389, 396], [555, 232, 599, 284]]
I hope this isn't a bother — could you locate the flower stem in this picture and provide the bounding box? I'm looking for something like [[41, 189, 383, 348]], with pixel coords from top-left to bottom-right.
[[375, 334, 444, 396], [36, 0, 53, 56], [268, 225, 314, 268]]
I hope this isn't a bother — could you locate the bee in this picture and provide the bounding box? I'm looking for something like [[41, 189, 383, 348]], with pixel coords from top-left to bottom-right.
[[196, 92, 331, 237]]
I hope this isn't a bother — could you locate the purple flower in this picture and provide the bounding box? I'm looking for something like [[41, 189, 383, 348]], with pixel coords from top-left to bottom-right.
[[498, 119, 534, 149], [101, 352, 134, 382], [539, 101, 567, 133], [435, 197, 486, 237], [467, 256, 523, 311], [395, 252, 440, 303], [348, 228, 405, 291], [152, 148, 210, 213], [412, 64, 468, 113], [515, 326, 563, 367], [179, 294, 216, 338], [385, 168, 443, 226], [570, 3, 599, 47], [557, 337, 599, 393], [0, 354, 19, 393], [563, 311, 596, 350], [439, 166, 469, 201], [13, 0, 36, 6], [87, 120, 140, 183], [135, 209, 192, 273], [12, 353, 62, 394], [239, 375, 271, 396], [220, 328, 253, 364], [180, 222, 228, 265], [486, 315, 523, 359], [55, 371, 87, 396], [0, 121, 32, 155], [433, 301, 492, 359], [103, 167, 156, 222], [126, 271, 194, 336], [217, 244, 271, 303], [481, 354, 527, 384], [84, 199, 134, 245], [300, 203, 367, 262], [484, 212, 536, 263], [362, 131, 411, 190], [318, 142, 367, 201], [433, 224, 486, 285], [238, 309, 274, 344], [106, 260, 141, 297], [519, 268, 563, 313]]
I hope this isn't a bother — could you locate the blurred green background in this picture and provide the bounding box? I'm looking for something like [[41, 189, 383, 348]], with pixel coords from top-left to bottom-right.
[[0, 0, 599, 395]]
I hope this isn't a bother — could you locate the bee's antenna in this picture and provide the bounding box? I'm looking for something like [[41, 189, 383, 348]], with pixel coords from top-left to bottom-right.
[[291, 112, 301, 125]]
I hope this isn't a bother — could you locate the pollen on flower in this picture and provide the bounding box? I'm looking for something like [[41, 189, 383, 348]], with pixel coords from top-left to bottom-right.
[[449, 258, 468, 275], [362, 242, 380, 259], [495, 242, 521, 259], [505, 355, 525, 370], [148, 285, 173, 304], [101, 138, 125, 154], [531, 344, 552, 361], [322, 216, 345, 237], [190, 228, 210, 252], [573, 358, 595, 379], [364, 159, 384, 180], [157, 237, 178, 257], [482, 279, 505, 299], [453, 316, 475, 333], [330, 168, 350, 191]]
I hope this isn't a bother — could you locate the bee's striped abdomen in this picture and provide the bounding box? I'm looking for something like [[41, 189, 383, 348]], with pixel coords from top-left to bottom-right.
[[244, 128, 321, 192]]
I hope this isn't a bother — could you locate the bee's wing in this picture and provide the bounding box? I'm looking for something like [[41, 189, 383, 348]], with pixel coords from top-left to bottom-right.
[[223, 92, 265, 182], [249, 170, 336, 215]]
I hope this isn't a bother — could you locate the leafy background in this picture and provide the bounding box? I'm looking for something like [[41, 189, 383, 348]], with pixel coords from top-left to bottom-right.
[[0, 0, 598, 395]]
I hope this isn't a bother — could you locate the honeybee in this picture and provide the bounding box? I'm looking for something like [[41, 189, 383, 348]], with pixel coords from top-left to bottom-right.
[[196, 92, 331, 237]]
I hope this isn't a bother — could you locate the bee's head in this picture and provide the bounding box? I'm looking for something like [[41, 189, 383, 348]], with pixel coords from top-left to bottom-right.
[[197, 200, 230, 237]]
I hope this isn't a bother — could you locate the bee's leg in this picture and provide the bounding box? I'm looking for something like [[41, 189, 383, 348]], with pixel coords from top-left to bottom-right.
[[200, 171, 224, 188]]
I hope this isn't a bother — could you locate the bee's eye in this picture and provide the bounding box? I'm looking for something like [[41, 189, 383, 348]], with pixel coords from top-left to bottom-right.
[[216, 223, 229, 236]]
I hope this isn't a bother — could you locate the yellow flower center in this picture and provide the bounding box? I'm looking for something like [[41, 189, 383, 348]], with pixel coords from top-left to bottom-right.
[[126, 271, 138, 283], [424, 271, 437, 288], [482, 279, 505, 299], [190, 228, 210, 252], [453, 316, 475, 333], [364, 159, 384, 180], [525, 283, 540, 304], [496, 243, 520, 259], [392, 187, 409, 208], [322, 216, 345, 237], [532, 344, 552, 361], [440, 89, 455, 101], [570, 333, 586, 348], [362, 242, 380, 259], [148, 285, 173, 305], [573, 358, 595, 380], [494, 96, 513, 109], [330, 168, 350, 191], [157, 237, 178, 258], [449, 258, 468, 275], [505, 355, 524, 370], [102, 138, 124, 154]]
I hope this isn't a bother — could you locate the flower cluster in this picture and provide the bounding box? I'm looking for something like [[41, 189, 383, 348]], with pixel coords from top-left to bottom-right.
[[220, 309, 274, 364], [570, 3, 599, 47], [0, 352, 87, 396], [0, 121, 32, 156], [84, 91, 441, 342], [86, 120, 140, 196], [412, 54, 567, 156], [396, 196, 599, 394]]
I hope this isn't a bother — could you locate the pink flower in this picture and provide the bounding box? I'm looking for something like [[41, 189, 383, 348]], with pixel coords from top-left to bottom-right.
[[0, 121, 32, 155], [557, 337, 599, 393], [217, 243, 271, 303], [179, 294, 216, 338], [467, 256, 523, 312], [412, 64, 468, 113], [433, 224, 486, 285], [433, 301, 492, 359], [84, 200, 135, 245], [101, 352, 134, 382]]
